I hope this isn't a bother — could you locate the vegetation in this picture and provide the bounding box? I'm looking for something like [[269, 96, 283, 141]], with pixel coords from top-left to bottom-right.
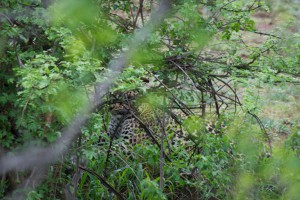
[[0, 0, 300, 199]]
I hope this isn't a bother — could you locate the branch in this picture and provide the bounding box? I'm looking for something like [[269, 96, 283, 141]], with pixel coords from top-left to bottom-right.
[[79, 166, 125, 200], [247, 111, 272, 153], [241, 29, 281, 39], [130, 110, 172, 162]]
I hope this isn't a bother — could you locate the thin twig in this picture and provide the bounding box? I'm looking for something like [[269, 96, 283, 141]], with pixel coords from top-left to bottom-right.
[[79, 166, 125, 200], [130, 110, 172, 162]]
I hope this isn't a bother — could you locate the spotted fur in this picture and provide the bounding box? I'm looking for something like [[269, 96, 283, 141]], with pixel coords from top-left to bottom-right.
[[105, 94, 226, 157]]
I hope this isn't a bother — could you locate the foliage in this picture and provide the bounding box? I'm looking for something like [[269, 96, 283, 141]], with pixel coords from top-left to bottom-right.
[[0, 0, 300, 199]]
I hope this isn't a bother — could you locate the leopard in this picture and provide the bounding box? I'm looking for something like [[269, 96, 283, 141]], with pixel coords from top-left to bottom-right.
[[103, 91, 227, 158]]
